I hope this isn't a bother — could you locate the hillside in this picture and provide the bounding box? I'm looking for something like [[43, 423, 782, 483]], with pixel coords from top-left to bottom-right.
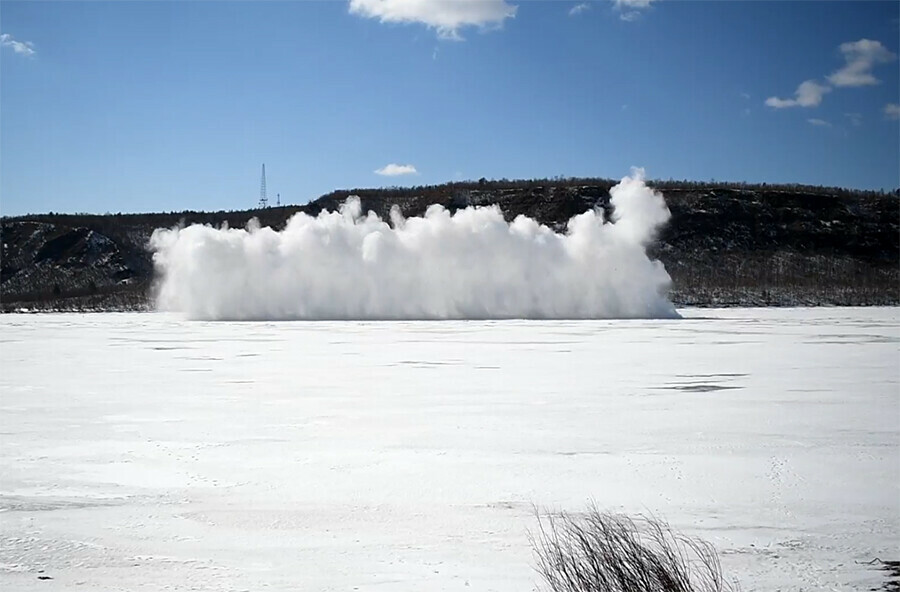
[[2, 179, 897, 311]]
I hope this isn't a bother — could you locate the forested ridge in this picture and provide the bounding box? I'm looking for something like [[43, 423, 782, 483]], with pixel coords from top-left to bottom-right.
[[2, 178, 897, 311]]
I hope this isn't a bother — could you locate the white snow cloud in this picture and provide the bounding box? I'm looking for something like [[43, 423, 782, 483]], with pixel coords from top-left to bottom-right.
[[150, 169, 678, 321], [765, 80, 831, 109], [807, 118, 832, 127], [348, 0, 517, 40], [885, 103, 900, 120], [0, 33, 35, 56], [569, 2, 590, 16], [374, 163, 418, 176], [612, 0, 656, 21], [827, 39, 896, 87]]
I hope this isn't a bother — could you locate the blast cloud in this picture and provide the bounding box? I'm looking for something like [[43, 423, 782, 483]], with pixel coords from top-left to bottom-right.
[[150, 169, 679, 320]]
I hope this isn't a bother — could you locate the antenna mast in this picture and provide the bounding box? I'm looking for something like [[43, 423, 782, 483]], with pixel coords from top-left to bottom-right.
[[258, 164, 268, 208]]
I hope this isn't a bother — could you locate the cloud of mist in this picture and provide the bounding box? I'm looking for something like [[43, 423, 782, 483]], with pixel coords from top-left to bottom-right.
[[150, 169, 679, 321]]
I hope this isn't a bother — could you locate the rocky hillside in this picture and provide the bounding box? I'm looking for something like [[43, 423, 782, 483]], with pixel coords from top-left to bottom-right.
[[2, 179, 897, 311]]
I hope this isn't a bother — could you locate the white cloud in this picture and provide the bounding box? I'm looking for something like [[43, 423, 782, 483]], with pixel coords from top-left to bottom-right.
[[374, 163, 418, 176], [844, 112, 862, 126], [765, 39, 896, 113], [611, 0, 656, 21], [807, 118, 832, 127], [348, 0, 517, 40], [765, 80, 831, 109], [150, 171, 678, 320], [569, 2, 590, 16], [613, 0, 654, 7], [740, 91, 751, 100], [0, 33, 35, 56], [827, 39, 896, 87], [885, 103, 900, 120]]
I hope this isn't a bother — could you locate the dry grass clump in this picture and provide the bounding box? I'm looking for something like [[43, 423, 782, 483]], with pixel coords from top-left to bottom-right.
[[530, 506, 736, 592]]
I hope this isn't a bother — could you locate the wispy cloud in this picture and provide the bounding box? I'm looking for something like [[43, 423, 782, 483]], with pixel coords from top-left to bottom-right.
[[569, 2, 590, 16], [844, 112, 862, 127], [740, 91, 751, 100], [0, 33, 35, 56], [827, 39, 896, 87], [765, 80, 831, 109], [612, 0, 656, 21], [613, 0, 654, 8], [348, 0, 517, 40], [885, 103, 900, 121], [374, 163, 418, 176], [766, 38, 896, 111], [807, 118, 832, 127]]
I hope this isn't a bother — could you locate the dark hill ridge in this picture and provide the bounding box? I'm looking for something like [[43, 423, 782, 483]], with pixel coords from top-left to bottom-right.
[[2, 179, 897, 311]]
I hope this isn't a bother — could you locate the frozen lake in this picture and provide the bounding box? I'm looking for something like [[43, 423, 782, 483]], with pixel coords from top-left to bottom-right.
[[1, 308, 898, 591]]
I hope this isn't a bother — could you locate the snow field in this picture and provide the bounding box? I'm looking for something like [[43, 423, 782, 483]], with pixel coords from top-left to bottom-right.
[[0, 308, 897, 591]]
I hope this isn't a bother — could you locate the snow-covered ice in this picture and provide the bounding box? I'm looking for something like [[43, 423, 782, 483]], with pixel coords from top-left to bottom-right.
[[1, 308, 897, 591]]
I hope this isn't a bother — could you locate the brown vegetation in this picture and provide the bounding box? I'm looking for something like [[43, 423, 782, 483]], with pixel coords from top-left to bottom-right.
[[530, 507, 735, 592]]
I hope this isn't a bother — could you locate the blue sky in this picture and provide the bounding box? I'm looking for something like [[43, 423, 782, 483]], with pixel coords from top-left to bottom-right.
[[1, 0, 898, 215]]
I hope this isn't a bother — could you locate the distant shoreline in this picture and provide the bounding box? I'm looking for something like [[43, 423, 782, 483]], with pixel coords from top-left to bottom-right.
[[3, 179, 897, 313]]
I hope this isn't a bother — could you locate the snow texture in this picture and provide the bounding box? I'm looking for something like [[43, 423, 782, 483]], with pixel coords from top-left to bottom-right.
[[0, 308, 898, 591], [150, 169, 677, 321]]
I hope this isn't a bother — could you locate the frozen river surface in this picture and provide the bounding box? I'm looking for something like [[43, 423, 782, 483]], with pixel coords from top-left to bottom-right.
[[1, 308, 898, 591]]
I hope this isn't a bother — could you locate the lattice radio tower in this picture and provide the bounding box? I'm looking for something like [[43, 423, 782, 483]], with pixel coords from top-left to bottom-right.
[[258, 163, 268, 209]]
